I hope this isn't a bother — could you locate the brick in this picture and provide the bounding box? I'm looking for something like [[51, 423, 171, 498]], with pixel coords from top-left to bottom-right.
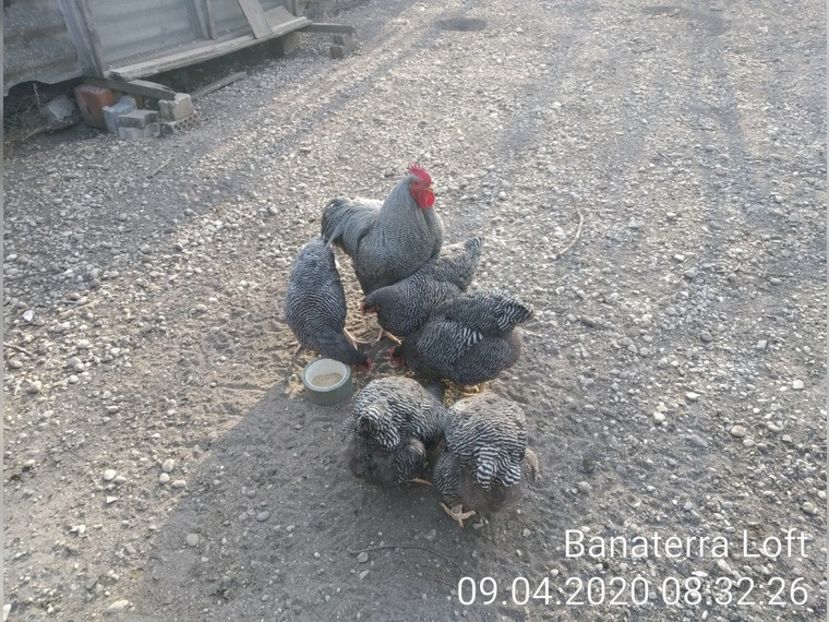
[[74, 85, 115, 130], [117, 110, 159, 129], [102, 96, 137, 134], [158, 93, 194, 122]]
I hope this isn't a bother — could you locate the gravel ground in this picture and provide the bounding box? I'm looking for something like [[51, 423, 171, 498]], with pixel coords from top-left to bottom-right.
[[3, 0, 826, 620]]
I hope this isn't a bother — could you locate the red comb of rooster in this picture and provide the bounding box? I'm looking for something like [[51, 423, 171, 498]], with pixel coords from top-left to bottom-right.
[[407, 163, 432, 185]]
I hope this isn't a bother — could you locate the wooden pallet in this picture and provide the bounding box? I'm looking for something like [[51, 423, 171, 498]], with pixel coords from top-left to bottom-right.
[[107, 6, 310, 81]]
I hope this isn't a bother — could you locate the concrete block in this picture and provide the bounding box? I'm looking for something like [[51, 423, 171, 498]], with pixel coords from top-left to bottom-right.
[[102, 96, 137, 134], [74, 85, 115, 130], [117, 110, 159, 129], [280, 31, 302, 55], [332, 33, 355, 49], [118, 124, 160, 140], [41, 95, 78, 125], [329, 44, 347, 59], [158, 93, 194, 122]]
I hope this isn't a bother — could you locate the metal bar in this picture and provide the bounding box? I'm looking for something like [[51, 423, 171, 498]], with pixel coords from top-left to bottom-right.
[[191, 71, 247, 100], [82, 77, 177, 101]]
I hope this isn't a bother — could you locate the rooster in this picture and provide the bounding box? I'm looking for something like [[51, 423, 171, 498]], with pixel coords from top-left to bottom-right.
[[432, 393, 540, 527], [283, 236, 369, 367], [345, 377, 446, 486], [361, 237, 483, 339], [321, 164, 444, 295], [392, 289, 533, 387]]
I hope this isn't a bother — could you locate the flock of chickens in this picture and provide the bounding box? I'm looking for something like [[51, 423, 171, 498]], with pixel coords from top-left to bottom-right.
[[284, 164, 538, 526]]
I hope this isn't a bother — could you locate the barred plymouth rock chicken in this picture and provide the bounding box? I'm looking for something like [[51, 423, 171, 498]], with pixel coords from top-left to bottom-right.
[[362, 237, 483, 338], [392, 289, 533, 387], [320, 164, 444, 295], [284, 236, 368, 367], [433, 393, 540, 526], [345, 377, 446, 485]]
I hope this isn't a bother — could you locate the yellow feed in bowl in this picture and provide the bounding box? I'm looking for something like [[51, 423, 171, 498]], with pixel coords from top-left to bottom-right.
[[313, 372, 343, 388]]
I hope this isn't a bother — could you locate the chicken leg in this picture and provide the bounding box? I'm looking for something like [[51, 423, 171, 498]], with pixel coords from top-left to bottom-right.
[[440, 502, 476, 528], [344, 327, 372, 347]]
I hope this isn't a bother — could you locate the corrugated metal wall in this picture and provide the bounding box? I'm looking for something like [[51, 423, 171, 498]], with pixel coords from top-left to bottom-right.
[[4, 0, 294, 94], [88, 0, 203, 65], [4, 0, 83, 93], [212, 0, 284, 37]]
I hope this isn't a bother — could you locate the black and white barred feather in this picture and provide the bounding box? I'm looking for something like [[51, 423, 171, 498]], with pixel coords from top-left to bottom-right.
[[345, 377, 447, 485], [320, 171, 443, 294], [363, 237, 482, 337], [433, 393, 539, 513], [394, 289, 533, 385], [438, 288, 533, 334], [320, 197, 381, 258], [283, 236, 367, 366]]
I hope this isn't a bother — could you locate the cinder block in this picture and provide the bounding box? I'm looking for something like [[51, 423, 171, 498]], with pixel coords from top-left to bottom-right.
[[102, 96, 137, 134], [118, 124, 160, 140], [332, 33, 355, 49], [158, 93, 194, 122], [329, 44, 347, 59], [74, 85, 115, 130], [160, 112, 199, 137], [117, 110, 159, 129]]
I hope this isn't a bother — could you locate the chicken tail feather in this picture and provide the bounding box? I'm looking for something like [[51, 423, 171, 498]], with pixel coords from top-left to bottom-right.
[[321, 197, 378, 257]]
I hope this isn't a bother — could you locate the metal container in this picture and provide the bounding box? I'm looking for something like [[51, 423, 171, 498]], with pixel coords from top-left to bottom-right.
[[302, 358, 353, 406]]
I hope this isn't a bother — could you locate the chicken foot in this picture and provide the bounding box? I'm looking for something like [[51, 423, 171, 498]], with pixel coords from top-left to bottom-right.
[[368, 328, 402, 346], [440, 503, 477, 528], [461, 384, 483, 396]]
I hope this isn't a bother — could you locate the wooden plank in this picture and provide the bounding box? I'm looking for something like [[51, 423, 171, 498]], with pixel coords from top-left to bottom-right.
[[55, 0, 107, 76], [191, 71, 247, 100], [75, 0, 107, 75], [186, 0, 209, 40], [204, 0, 216, 39], [107, 16, 311, 81], [301, 22, 356, 34], [82, 77, 177, 101], [235, 0, 272, 38], [264, 6, 296, 29]]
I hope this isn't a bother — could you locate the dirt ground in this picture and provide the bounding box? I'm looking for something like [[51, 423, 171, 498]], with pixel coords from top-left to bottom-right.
[[3, 0, 827, 620]]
